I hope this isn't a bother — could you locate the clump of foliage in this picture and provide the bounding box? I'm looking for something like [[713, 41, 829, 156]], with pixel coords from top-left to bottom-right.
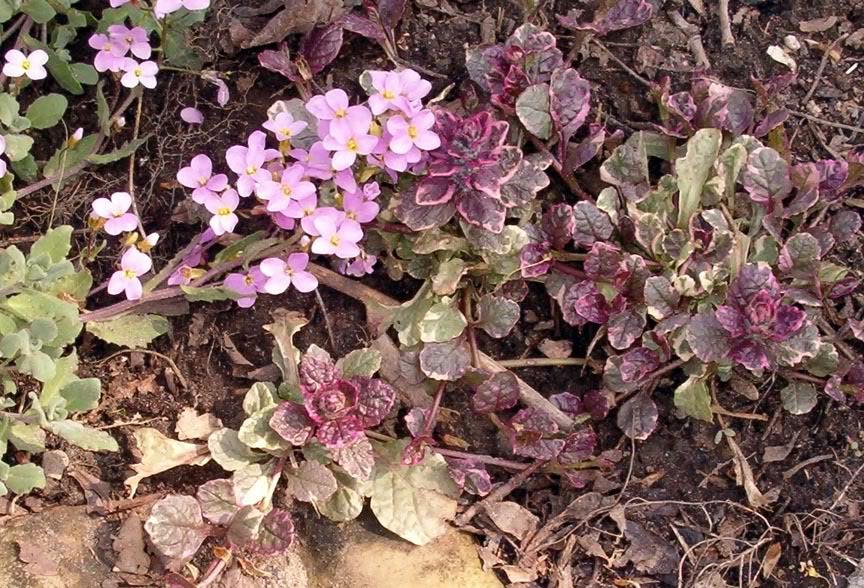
[[0, 227, 117, 497]]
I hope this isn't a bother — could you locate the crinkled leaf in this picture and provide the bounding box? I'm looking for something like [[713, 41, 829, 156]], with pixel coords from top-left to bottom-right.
[[805, 342, 839, 378], [208, 428, 264, 471], [419, 339, 470, 381], [673, 377, 713, 422], [509, 408, 564, 459], [284, 460, 338, 502], [144, 495, 209, 561], [319, 472, 366, 522], [227, 505, 265, 549], [608, 308, 647, 350], [232, 460, 276, 507], [676, 129, 721, 228], [780, 382, 817, 415], [255, 509, 295, 555], [475, 294, 520, 338], [240, 407, 289, 451], [336, 348, 381, 379], [829, 210, 861, 244], [617, 393, 658, 440], [541, 203, 575, 249], [778, 233, 821, 277], [686, 312, 731, 363], [125, 429, 210, 497], [44, 420, 118, 452], [549, 68, 591, 142], [196, 479, 240, 525], [559, 0, 653, 35], [471, 371, 520, 414], [370, 439, 459, 546], [396, 190, 456, 231], [499, 153, 551, 208], [87, 314, 169, 349], [331, 435, 374, 481], [243, 382, 277, 416], [516, 83, 552, 140], [268, 403, 314, 446], [418, 301, 467, 343], [431, 258, 466, 296], [5, 463, 45, 495], [644, 276, 680, 320], [572, 201, 614, 246], [354, 378, 396, 427], [742, 147, 791, 205], [558, 428, 597, 465]]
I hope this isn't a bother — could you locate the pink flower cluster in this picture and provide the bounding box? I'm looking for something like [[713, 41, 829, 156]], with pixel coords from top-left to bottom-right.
[[89, 25, 158, 89], [108, 0, 210, 18], [161, 70, 439, 306]]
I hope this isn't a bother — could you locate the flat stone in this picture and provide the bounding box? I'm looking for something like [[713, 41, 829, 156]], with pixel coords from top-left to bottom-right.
[[0, 506, 112, 588], [301, 519, 502, 588]]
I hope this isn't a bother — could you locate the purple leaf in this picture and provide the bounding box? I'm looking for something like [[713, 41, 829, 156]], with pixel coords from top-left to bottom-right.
[[607, 308, 647, 350], [339, 13, 385, 42], [472, 371, 520, 414], [830, 276, 859, 298], [549, 392, 584, 418], [354, 377, 396, 427], [693, 80, 754, 135], [254, 509, 295, 555], [567, 124, 606, 170], [541, 203, 575, 250], [446, 459, 492, 496], [549, 68, 591, 143], [331, 436, 375, 481], [520, 242, 552, 278], [284, 460, 338, 502], [686, 311, 732, 363], [376, 0, 407, 30], [258, 43, 302, 82], [396, 187, 456, 231], [419, 339, 471, 381], [475, 294, 520, 339], [616, 393, 658, 440], [753, 109, 789, 137], [454, 190, 508, 233], [558, 0, 653, 35], [270, 402, 315, 446], [144, 495, 210, 561], [618, 347, 660, 383], [499, 153, 552, 208], [299, 350, 339, 390], [300, 24, 344, 75], [197, 479, 240, 526], [509, 408, 564, 459], [315, 416, 364, 449], [558, 428, 597, 465], [583, 389, 610, 420], [572, 201, 614, 247], [829, 210, 861, 243], [644, 276, 680, 320], [404, 407, 427, 438]]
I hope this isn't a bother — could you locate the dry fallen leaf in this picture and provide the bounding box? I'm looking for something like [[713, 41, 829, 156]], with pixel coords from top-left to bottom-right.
[[125, 428, 210, 497], [762, 431, 801, 463], [17, 541, 59, 576], [767, 45, 797, 71], [222, 333, 254, 367], [113, 515, 151, 575], [42, 450, 69, 480], [175, 407, 223, 441], [484, 501, 539, 541], [538, 338, 573, 359], [799, 16, 838, 33], [762, 542, 782, 578], [244, 0, 344, 48], [727, 434, 778, 508]]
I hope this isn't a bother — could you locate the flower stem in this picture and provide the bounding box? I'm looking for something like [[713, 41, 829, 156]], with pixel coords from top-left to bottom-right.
[[496, 357, 587, 368]]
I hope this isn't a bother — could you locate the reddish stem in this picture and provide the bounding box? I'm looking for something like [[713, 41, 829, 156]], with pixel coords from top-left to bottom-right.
[[434, 448, 530, 471], [420, 381, 447, 438], [551, 260, 588, 279]]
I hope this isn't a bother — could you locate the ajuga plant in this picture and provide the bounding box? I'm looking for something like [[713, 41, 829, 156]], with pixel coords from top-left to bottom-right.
[[521, 126, 863, 438], [0, 226, 117, 497]]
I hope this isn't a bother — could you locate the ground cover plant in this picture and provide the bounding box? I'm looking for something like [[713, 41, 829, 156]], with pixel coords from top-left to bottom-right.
[[1, 0, 863, 586]]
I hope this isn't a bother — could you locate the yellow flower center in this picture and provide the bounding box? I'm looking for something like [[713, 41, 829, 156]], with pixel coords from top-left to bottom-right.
[[382, 90, 395, 99], [346, 138, 358, 152], [198, 177, 208, 186], [280, 128, 292, 137], [21, 59, 30, 71], [346, 211, 356, 220], [303, 206, 315, 215], [218, 207, 231, 216], [244, 275, 255, 286], [124, 270, 137, 279], [335, 108, 347, 118], [245, 166, 257, 175], [408, 125, 418, 139], [330, 235, 341, 246], [281, 185, 293, 197], [134, 67, 142, 77], [181, 267, 193, 278], [103, 43, 113, 53]]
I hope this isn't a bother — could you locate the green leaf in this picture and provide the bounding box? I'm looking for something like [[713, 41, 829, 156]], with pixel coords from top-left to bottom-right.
[[208, 428, 264, 471], [3, 134, 33, 162], [30, 225, 73, 264], [319, 471, 367, 522], [25, 94, 68, 129], [39, 351, 77, 407], [163, 27, 202, 70], [804, 342, 839, 378], [212, 231, 267, 264], [11, 155, 37, 182], [515, 83, 552, 140], [5, 463, 45, 494], [0, 0, 21, 23], [676, 129, 722, 228], [0, 94, 20, 126], [475, 294, 520, 339], [42, 134, 98, 183], [673, 376, 713, 423], [69, 62, 98, 85], [238, 408, 288, 452], [180, 285, 235, 302], [22, 0, 55, 23], [9, 421, 45, 452], [44, 420, 119, 451], [418, 300, 467, 343], [370, 439, 459, 545], [431, 258, 466, 296], [264, 311, 308, 392], [87, 314, 169, 348], [780, 382, 817, 415], [87, 135, 150, 165], [61, 378, 101, 412], [243, 382, 276, 416], [96, 81, 110, 135], [336, 348, 382, 379]]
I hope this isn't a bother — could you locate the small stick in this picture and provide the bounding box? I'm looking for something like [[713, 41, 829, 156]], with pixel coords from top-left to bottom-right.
[[788, 110, 864, 134], [667, 10, 711, 70], [497, 357, 588, 368], [718, 0, 735, 46], [802, 34, 848, 105], [96, 349, 189, 390], [127, 93, 148, 236], [711, 404, 768, 422], [592, 39, 652, 88], [782, 454, 833, 481], [830, 461, 864, 510], [455, 459, 545, 526], [314, 288, 337, 353]]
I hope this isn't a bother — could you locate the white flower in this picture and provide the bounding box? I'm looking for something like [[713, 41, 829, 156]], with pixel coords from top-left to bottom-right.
[[3, 49, 48, 80], [120, 59, 158, 89]]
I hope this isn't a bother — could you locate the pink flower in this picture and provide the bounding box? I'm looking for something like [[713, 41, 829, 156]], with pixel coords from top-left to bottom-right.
[[3, 49, 48, 80], [108, 25, 152, 59], [306, 90, 371, 137], [0, 136, 7, 177], [205, 189, 240, 235], [272, 212, 296, 230], [263, 112, 307, 142], [224, 267, 266, 308], [154, 0, 210, 18], [334, 169, 358, 193], [110, 0, 131, 6], [290, 141, 333, 180], [89, 34, 124, 72], [92, 192, 139, 235], [310, 216, 363, 259], [398, 69, 432, 105], [260, 253, 318, 294], [368, 71, 411, 115], [282, 193, 318, 221], [342, 193, 379, 223], [181, 107, 204, 124], [177, 154, 228, 204], [108, 247, 152, 300], [387, 110, 440, 154], [226, 131, 279, 197], [257, 164, 316, 213], [362, 182, 381, 200], [322, 114, 377, 171], [301, 206, 343, 236], [343, 254, 377, 277], [120, 59, 158, 89]]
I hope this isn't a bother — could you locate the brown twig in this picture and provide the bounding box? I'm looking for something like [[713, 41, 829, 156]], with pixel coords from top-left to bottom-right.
[[667, 10, 711, 70], [591, 39, 652, 88], [308, 263, 576, 430], [802, 34, 848, 105], [718, 0, 735, 46], [788, 109, 864, 134], [782, 454, 834, 481], [455, 459, 546, 526]]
